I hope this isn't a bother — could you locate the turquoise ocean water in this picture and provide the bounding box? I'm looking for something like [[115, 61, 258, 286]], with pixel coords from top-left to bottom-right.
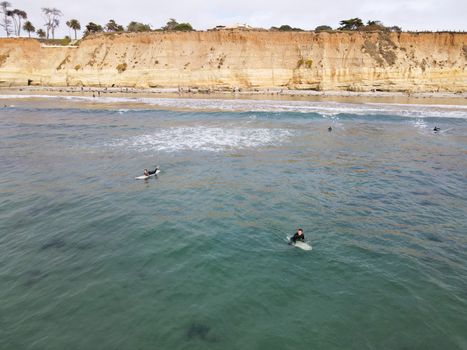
[[1, 96, 466, 349]]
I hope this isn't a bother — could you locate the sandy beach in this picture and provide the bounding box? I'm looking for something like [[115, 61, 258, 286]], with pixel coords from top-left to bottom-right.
[[1, 86, 467, 108]]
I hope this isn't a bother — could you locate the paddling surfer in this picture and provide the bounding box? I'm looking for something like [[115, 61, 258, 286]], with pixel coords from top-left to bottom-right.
[[143, 167, 159, 177], [289, 228, 305, 244]]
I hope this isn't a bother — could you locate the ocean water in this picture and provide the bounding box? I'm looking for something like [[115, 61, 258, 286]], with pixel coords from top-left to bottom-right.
[[1, 96, 467, 349]]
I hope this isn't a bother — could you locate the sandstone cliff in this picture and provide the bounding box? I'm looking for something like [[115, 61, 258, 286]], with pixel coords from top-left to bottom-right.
[[0, 31, 465, 92]]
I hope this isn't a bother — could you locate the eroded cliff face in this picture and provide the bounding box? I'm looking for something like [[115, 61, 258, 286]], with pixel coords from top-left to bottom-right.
[[0, 31, 465, 92]]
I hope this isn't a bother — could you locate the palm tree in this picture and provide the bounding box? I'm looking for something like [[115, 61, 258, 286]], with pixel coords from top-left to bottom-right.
[[11, 9, 27, 36], [0, 1, 12, 36], [66, 19, 81, 39], [23, 20, 35, 37], [42, 7, 62, 39], [36, 28, 45, 38]]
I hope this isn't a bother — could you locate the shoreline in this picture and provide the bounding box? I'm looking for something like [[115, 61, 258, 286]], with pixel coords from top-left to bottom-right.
[[1, 86, 466, 108]]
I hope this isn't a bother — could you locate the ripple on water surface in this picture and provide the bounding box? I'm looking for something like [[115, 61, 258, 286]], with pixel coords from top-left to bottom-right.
[[0, 101, 466, 350]]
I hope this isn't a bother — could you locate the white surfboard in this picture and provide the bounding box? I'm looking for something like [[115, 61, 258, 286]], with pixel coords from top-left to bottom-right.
[[294, 241, 312, 251], [134, 168, 160, 180], [287, 236, 312, 250], [135, 174, 152, 180]]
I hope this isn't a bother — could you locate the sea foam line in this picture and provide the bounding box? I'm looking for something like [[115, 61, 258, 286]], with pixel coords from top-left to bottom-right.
[[1, 94, 466, 119]]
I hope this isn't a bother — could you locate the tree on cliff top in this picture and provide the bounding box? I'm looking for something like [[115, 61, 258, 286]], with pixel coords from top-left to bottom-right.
[[127, 21, 151, 32], [361, 20, 389, 32], [0, 1, 12, 37], [36, 28, 45, 38], [23, 20, 34, 37], [12, 9, 27, 36], [42, 7, 62, 39], [106, 19, 124, 32], [84, 22, 103, 36], [160, 19, 194, 31], [338, 18, 364, 30], [7, 8, 26, 36], [163, 18, 178, 31], [389, 25, 402, 32], [66, 19, 81, 39]]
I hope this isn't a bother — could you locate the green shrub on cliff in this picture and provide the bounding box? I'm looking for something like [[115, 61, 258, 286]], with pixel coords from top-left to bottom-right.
[[389, 26, 402, 32], [116, 63, 127, 73], [296, 58, 313, 69], [173, 23, 193, 31], [271, 24, 304, 31], [161, 19, 194, 31], [315, 25, 333, 32], [127, 21, 151, 32], [361, 20, 389, 32], [84, 22, 103, 36], [61, 35, 71, 45], [162, 18, 178, 31]]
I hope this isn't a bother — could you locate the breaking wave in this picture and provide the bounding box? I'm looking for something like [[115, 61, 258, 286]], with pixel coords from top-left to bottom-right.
[[107, 126, 294, 152]]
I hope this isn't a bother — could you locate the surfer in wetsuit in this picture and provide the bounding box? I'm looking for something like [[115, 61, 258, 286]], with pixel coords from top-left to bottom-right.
[[289, 228, 305, 244], [143, 167, 159, 176]]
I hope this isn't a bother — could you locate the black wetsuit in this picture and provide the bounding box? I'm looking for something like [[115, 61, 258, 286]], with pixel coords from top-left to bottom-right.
[[148, 168, 159, 175], [290, 232, 305, 243]]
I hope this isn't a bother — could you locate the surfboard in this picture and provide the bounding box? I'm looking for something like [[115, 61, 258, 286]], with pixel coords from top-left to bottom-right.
[[135, 169, 160, 180], [135, 174, 153, 180], [287, 236, 312, 250], [294, 241, 312, 251]]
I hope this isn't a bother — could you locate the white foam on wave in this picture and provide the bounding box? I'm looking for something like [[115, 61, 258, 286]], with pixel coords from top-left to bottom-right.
[[1, 94, 466, 119], [108, 126, 294, 152], [412, 118, 428, 129]]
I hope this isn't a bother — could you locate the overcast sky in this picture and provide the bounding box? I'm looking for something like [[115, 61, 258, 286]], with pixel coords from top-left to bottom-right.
[[2, 0, 466, 37]]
